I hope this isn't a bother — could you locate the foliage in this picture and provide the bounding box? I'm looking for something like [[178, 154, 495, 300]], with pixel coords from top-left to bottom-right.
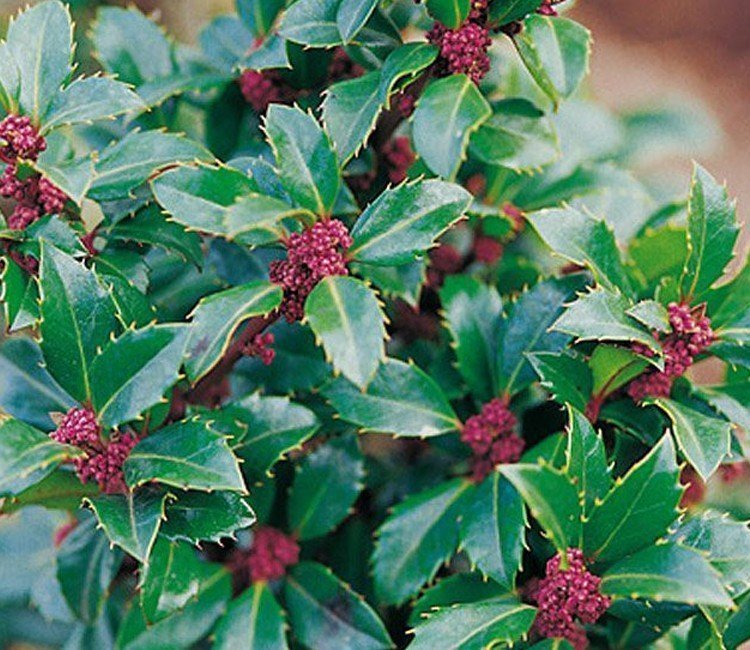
[[0, 1, 748, 649]]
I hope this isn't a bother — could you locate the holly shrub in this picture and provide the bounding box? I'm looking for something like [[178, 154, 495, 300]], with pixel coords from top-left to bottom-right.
[[1, 0, 749, 648]]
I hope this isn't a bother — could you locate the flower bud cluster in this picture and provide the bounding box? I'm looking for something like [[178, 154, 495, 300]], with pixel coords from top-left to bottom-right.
[[269, 219, 352, 322], [244, 332, 276, 365], [239, 70, 296, 113], [427, 21, 492, 84], [246, 526, 300, 582], [382, 136, 415, 185]]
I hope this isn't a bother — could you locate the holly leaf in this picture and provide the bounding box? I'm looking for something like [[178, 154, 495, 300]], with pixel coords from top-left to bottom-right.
[[409, 596, 537, 650], [514, 15, 591, 107], [439, 276, 502, 401], [279, 0, 343, 47], [0, 414, 82, 497], [124, 419, 246, 493], [288, 436, 364, 540], [285, 562, 392, 649], [229, 393, 320, 479], [589, 344, 652, 398], [565, 407, 610, 513], [424, 0, 470, 28], [214, 582, 288, 650], [324, 358, 460, 437], [529, 206, 633, 296], [89, 132, 212, 202], [305, 276, 386, 387], [349, 179, 472, 265], [42, 76, 144, 132], [57, 515, 122, 623], [528, 352, 592, 412], [459, 473, 525, 589], [583, 435, 681, 565], [409, 574, 505, 626], [552, 288, 661, 352], [626, 299, 670, 332], [0, 468, 96, 514], [90, 324, 188, 429], [649, 398, 731, 482], [469, 99, 559, 172], [372, 479, 472, 605], [489, 0, 543, 24], [38, 243, 119, 403], [497, 274, 586, 395], [85, 487, 170, 562], [601, 543, 732, 607], [681, 164, 739, 301], [237, 0, 286, 37], [184, 281, 283, 384], [412, 75, 491, 179], [501, 463, 582, 553], [337, 0, 380, 42], [264, 104, 340, 215], [161, 491, 256, 545], [6, 0, 73, 124]]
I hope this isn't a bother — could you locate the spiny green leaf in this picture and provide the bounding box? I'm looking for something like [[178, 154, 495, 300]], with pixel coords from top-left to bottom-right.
[[626, 299, 670, 332], [324, 358, 460, 437], [565, 406, 610, 513], [412, 75, 491, 179], [528, 352, 592, 412], [409, 574, 505, 626], [424, 0, 470, 29], [214, 582, 288, 650], [337, 0, 380, 42], [589, 344, 651, 397], [279, 0, 343, 47], [489, 0, 542, 24], [161, 491, 256, 545], [238, 0, 286, 37], [305, 275, 386, 387]]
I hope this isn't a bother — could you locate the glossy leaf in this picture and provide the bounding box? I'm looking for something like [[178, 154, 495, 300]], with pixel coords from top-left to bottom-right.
[[305, 276, 386, 387], [185, 282, 283, 384], [285, 562, 391, 649], [90, 325, 188, 429], [288, 436, 364, 540], [459, 473, 525, 589], [514, 15, 591, 106], [85, 487, 169, 562], [264, 104, 340, 215], [337, 0, 380, 42], [601, 543, 732, 607], [161, 491, 256, 545], [489, 0, 543, 24], [124, 419, 246, 493], [425, 0, 470, 29], [238, 0, 286, 37], [214, 582, 288, 650], [409, 574, 505, 626], [279, 0, 343, 47], [501, 463, 582, 553], [528, 352, 592, 412], [565, 407, 610, 513], [651, 398, 731, 481], [412, 75, 491, 179], [349, 179, 472, 265], [583, 435, 681, 565], [324, 358, 460, 437], [372, 479, 472, 605]]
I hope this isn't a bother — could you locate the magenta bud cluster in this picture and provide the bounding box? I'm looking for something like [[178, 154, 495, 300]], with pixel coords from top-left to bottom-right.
[[247, 526, 300, 582], [627, 302, 714, 401], [244, 332, 276, 366], [461, 397, 525, 481], [269, 219, 352, 322], [50, 407, 136, 494], [382, 136, 415, 185], [239, 70, 296, 113], [427, 21, 492, 85], [0, 115, 68, 231], [530, 548, 611, 649]]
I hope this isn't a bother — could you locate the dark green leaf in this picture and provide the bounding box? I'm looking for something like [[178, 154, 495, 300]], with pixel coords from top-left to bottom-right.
[[409, 596, 536, 650], [285, 562, 391, 649], [489, 0, 542, 24], [424, 0, 470, 29], [372, 478, 472, 605], [124, 419, 246, 493], [214, 582, 288, 649], [238, 0, 286, 37], [626, 299, 670, 332], [460, 473, 525, 589], [305, 276, 386, 387], [90, 132, 212, 202], [0, 414, 82, 497], [6, 0, 73, 123], [589, 344, 651, 397], [409, 574, 504, 626], [681, 164, 739, 301], [337, 0, 380, 42], [529, 206, 633, 296], [33, 154, 94, 204], [324, 358, 460, 437], [185, 281, 282, 384], [265, 104, 340, 215], [601, 543, 732, 607], [57, 515, 122, 623], [583, 435, 681, 565], [85, 487, 169, 562], [501, 463, 582, 553], [0, 468, 96, 514], [0, 42, 20, 113], [514, 15, 591, 106], [161, 491, 256, 545], [650, 398, 731, 481], [349, 179, 472, 265], [412, 75, 491, 179], [565, 406, 610, 513], [470, 99, 559, 171], [279, 0, 343, 47], [90, 324, 187, 429], [38, 243, 119, 402], [229, 393, 320, 479], [528, 352, 592, 412], [288, 436, 364, 540], [42, 76, 144, 131]]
